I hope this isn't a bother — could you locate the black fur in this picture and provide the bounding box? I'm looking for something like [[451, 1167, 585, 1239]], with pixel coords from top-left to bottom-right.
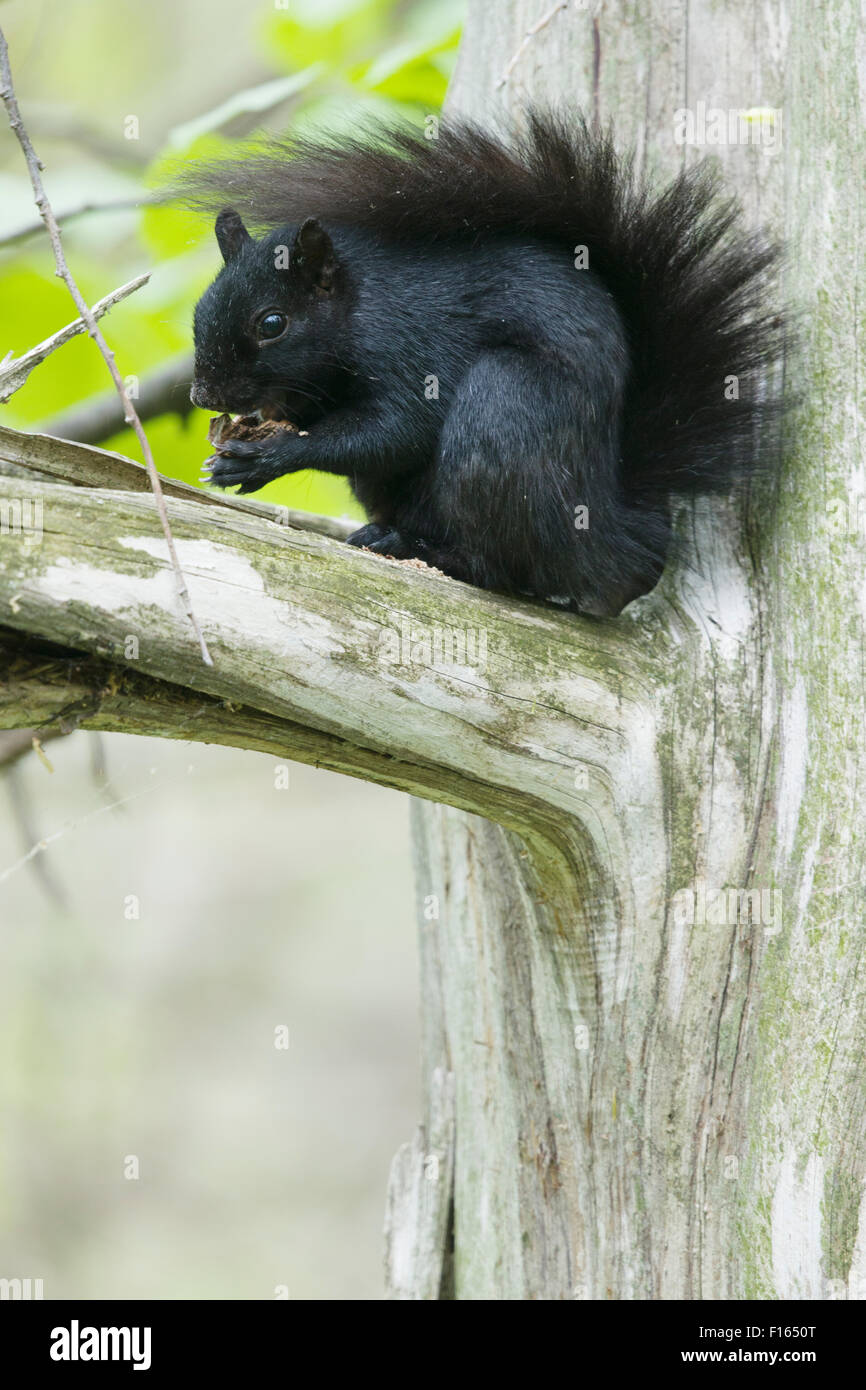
[[181, 111, 787, 614]]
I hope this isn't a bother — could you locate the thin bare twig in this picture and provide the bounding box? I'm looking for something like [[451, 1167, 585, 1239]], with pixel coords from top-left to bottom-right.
[[0, 27, 213, 665], [0, 767, 183, 886], [5, 762, 68, 906], [0, 272, 150, 403], [496, 2, 570, 90], [0, 196, 149, 248], [1, 792, 107, 885], [0, 728, 64, 770]]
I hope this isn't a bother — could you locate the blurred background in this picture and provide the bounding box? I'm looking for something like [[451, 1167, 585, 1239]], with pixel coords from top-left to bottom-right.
[[0, 0, 465, 1298]]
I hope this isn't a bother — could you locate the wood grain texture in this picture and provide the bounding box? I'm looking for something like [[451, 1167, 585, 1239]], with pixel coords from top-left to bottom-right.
[[397, 0, 866, 1299]]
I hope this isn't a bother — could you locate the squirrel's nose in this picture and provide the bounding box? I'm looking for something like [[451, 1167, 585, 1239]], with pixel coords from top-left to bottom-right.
[[190, 381, 223, 410]]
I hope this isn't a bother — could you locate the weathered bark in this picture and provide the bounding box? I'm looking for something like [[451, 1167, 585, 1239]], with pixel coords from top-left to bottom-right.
[[0, 440, 657, 823], [1, 0, 864, 1303], [391, 0, 866, 1300]]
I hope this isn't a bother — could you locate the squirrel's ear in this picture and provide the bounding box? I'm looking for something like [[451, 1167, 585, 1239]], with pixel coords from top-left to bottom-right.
[[215, 208, 251, 263], [290, 217, 338, 291]]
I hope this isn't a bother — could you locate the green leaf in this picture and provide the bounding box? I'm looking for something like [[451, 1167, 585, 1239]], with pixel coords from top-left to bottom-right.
[[360, 57, 450, 108], [359, 27, 461, 87], [262, 0, 393, 72]]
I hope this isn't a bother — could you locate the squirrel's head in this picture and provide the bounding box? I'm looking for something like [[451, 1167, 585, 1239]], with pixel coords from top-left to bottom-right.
[[190, 208, 352, 424]]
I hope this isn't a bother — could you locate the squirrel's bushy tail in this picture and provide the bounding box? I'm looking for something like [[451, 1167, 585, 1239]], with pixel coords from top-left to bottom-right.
[[179, 109, 788, 499]]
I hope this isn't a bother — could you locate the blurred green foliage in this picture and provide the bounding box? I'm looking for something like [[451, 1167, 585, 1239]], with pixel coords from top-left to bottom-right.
[[0, 0, 463, 517]]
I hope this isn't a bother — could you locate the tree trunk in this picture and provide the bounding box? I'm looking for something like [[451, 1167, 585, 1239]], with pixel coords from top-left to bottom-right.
[[386, 0, 866, 1299]]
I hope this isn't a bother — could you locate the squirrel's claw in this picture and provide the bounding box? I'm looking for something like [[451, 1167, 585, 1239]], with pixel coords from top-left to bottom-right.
[[204, 441, 279, 492]]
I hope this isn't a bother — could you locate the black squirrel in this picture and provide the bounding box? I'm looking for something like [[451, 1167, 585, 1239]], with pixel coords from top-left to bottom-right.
[[183, 111, 787, 615]]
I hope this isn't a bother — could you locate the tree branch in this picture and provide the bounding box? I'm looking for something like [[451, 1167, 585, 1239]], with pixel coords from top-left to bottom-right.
[[0, 421, 359, 540], [0, 458, 664, 842], [0, 197, 149, 249], [0, 275, 150, 404], [0, 726, 64, 769]]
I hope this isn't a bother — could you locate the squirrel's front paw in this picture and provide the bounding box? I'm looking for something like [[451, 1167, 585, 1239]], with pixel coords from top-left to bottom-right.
[[201, 440, 278, 494], [346, 523, 400, 552]]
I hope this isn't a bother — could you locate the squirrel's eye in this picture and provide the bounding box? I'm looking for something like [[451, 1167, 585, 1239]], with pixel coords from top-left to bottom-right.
[[257, 312, 288, 341]]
